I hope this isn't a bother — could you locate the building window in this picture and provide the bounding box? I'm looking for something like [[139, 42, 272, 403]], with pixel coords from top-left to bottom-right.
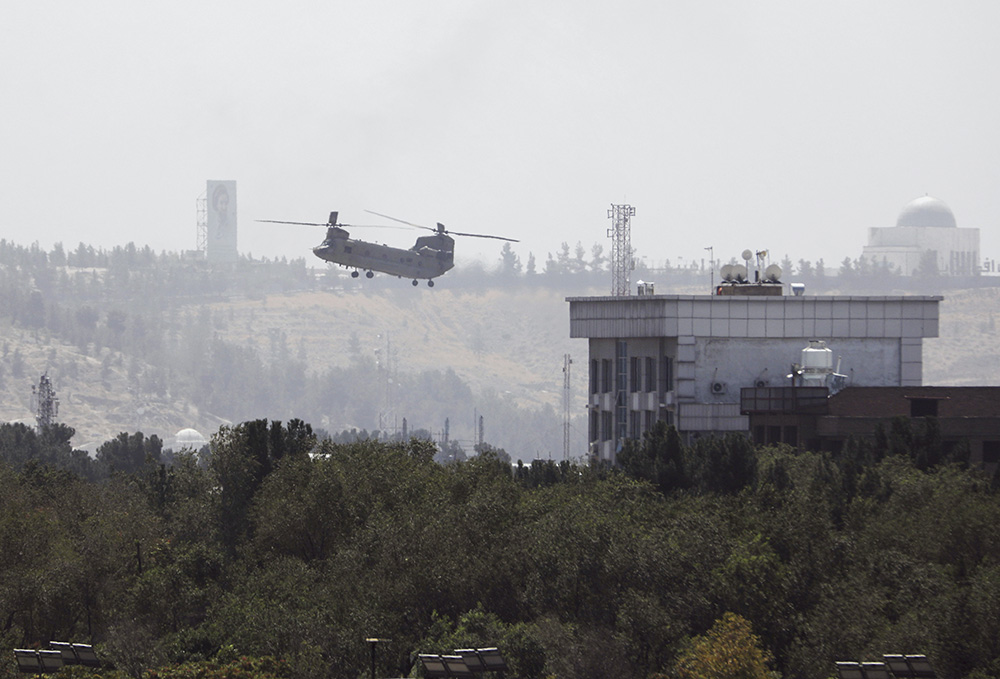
[[644, 410, 656, 433], [662, 356, 674, 392], [645, 357, 657, 392], [601, 359, 613, 393], [630, 357, 641, 393], [629, 411, 641, 439], [590, 359, 598, 394], [601, 411, 613, 441], [910, 398, 938, 417], [983, 441, 1000, 465], [590, 408, 599, 443]]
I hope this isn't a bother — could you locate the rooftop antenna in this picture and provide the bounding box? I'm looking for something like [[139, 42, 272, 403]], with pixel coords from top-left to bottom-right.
[[607, 204, 636, 296]]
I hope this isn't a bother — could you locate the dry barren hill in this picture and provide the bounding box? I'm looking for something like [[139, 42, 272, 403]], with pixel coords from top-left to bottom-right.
[[924, 287, 1000, 386], [1, 283, 998, 452], [0, 323, 226, 451], [205, 286, 594, 410]]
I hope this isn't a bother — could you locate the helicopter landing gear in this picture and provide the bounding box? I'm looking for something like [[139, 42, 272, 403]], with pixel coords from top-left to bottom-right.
[[427, 280, 435, 287], [351, 271, 359, 278], [411, 279, 419, 286], [365, 270, 374, 279]]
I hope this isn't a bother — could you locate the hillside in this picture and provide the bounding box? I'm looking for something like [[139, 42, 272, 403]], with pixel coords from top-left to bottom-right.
[[2, 280, 999, 452], [204, 286, 593, 410]]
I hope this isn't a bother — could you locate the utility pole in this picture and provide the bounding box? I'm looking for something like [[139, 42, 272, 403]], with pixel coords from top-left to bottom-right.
[[705, 245, 714, 292], [563, 354, 572, 459]]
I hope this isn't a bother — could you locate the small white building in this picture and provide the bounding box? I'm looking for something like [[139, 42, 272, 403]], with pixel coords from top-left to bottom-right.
[[568, 292, 941, 462], [862, 195, 979, 275]]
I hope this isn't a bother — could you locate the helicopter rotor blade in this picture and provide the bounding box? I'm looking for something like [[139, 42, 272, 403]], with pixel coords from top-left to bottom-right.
[[256, 219, 409, 230], [444, 230, 519, 243], [364, 210, 433, 231], [257, 219, 329, 227], [366, 210, 518, 241]]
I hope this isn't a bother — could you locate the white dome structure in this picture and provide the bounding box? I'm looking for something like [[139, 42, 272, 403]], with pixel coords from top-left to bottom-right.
[[895, 195, 957, 229], [863, 194, 979, 276], [173, 427, 207, 450]]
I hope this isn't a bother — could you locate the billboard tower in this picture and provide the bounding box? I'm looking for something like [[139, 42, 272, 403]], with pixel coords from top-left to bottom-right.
[[202, 180, 237, 263]]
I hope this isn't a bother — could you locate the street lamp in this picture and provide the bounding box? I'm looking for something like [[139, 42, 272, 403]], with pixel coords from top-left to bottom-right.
[[365, 638, 390, 679]]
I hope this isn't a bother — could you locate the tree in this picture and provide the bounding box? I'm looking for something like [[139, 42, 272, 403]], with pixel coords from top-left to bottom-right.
[[618, 421, 688, 494], [96, 431, 163, 475], [675, 612, 773, 679], [499, 243, 522, 276]]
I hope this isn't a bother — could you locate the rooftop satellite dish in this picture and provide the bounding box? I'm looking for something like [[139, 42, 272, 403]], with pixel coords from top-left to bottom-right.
[[721, 264, 735, 282], [764, 263, 782, 282], [735, 264, 748, 281], [741, 249, 753, 262]]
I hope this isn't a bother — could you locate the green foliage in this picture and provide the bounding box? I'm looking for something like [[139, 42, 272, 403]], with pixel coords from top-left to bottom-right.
[[3, 425, 1000, 679], [674, 612, 773, 679]]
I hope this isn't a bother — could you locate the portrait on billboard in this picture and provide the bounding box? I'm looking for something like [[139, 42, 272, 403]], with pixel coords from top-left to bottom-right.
[[206, 180, 238, 262]]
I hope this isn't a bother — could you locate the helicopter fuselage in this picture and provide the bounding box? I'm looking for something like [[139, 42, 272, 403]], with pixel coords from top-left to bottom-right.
[[312, 227, 455, 281]]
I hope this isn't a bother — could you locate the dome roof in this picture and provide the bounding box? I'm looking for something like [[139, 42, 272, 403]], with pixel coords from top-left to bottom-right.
[[896, 195, 956, 228], [174, 428, 207, 449]]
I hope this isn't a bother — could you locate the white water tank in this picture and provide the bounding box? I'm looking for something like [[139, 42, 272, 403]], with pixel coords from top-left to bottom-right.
[[800, 340, 833, 384]]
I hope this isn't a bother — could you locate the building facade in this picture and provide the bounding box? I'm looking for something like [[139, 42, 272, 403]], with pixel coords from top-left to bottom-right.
[[741, 385, 1000, 474], [568, 292, 941, 462]]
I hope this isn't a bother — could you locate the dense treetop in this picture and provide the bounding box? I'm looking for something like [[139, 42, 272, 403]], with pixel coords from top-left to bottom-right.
[[2, 417, 999, 679]]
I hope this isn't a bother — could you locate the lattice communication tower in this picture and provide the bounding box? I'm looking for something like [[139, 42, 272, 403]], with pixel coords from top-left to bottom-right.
[[607, 204, 635, 296], [32, 373, 59, 430], [196, 192, 208, 255]]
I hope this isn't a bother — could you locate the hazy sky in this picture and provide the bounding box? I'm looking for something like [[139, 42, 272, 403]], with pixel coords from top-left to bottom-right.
[[3, 1, 999, 271]]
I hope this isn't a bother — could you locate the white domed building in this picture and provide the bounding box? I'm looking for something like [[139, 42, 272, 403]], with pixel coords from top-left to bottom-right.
[[172, 427, 208, 451], [862, 195, 980, 275]]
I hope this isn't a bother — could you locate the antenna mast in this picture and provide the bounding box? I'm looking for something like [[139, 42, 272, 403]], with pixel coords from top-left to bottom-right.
[[607, 204, 635, 296]]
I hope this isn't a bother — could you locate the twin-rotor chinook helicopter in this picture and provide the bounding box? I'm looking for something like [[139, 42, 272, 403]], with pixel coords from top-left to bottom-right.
[[258, 210, 518, 286]]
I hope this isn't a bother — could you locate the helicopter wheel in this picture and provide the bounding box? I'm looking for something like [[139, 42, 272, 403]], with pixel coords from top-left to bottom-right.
[[411, 279, 419, 286], [427, 280, 435, 287], [351, 271, 359, 278], [365, 270, 374, 279]]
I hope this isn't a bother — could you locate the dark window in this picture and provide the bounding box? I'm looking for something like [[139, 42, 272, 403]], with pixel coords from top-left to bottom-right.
[[983, 441, 1000, 465], [601, 359, 612, 393], [590, 359, 598, 394], [590, 409, 599, 443], [601, 411, 613, 441], [767, 425, 782, 444], [662, 356, 674, 392], [630, 357, 641, 393], [910, 398, 938, 417], [783, 426, 798, 446], [629, 411, 641, 439], [645, 357, 656, 392]]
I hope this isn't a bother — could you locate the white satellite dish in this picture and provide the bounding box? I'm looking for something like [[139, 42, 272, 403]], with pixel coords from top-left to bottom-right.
[[721, 264, 735, 281], [735, 264, 748, 281], [764, 263, 782, 282], [741, 249, 753, 262]]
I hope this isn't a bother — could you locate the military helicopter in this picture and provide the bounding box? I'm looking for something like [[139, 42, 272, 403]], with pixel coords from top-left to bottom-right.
[[258, 211, 518, 286]]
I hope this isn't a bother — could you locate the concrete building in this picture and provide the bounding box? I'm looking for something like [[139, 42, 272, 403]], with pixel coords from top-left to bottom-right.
[[568, 292, 941, 462], [862, 195, 979, 275], [740, 385, 1000, 474]]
